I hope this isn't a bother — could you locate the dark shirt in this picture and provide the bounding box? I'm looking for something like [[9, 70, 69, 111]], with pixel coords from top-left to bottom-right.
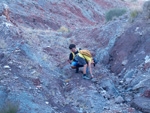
[[69, 48, 81, 61]]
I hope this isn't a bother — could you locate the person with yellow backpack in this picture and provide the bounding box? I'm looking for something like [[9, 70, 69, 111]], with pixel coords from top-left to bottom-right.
[[68, 44, 83, 73], [75, 49, 97, 79]]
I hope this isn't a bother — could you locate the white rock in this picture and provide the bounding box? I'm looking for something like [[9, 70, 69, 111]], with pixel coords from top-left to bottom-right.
[[115, 96, 124, 104], [31, 70, 36, 75], [45, 101, 49, 105], [119, 80, 124, 84], [14, 76, 18, 80], [135, 27, 139, 32], [4, 65, 10, 69], [122, 60, 128, 66], [145, 55, 150, 63]]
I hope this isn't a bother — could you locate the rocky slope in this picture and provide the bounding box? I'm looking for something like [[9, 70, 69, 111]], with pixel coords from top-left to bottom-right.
[[0, 0, 150, 113], [109, 2, 150, 112]]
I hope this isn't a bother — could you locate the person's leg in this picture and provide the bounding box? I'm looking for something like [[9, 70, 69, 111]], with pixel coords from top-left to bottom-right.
[[83, 64, 87, 74], [71, 61, 77, 68], [71, 65, 76, 69], [76, 55, 90, 79], [86, 66, 89, 74], [82, 64, 90, 79], [76, 64, 83, 73], [71, 61, 79, 73], [76, 64, 83, 67]]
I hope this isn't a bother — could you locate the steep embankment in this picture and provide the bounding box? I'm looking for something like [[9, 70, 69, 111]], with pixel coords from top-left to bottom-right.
[[109, 1, 150, 113], [1, 0, 149, 113], [7, 0, 126, 29]]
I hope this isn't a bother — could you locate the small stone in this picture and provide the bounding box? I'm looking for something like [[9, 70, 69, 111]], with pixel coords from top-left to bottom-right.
[[125, 78, 132, 83], [103, 106, 110, 110], [14, 76, 19, 80], [119, 80, 124, 85], [139, 32, 143, 36], [115, 96, 124, 104], [31, 70, 36, 75], [145, 55, 150, 63], [124, 95, 133, 102], [8, 61, 13, 64], [122, 60, 128, 66], [36, 85, 42, 88], [135, 27, 139, 32], [144, 89, 150, 98], [18, 66, 22, 69], [45, 101, 49, 105], [3, 65, 10, 69]]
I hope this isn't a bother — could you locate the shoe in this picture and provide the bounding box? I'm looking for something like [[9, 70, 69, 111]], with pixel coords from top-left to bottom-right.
[[82, 75, 90, 79]]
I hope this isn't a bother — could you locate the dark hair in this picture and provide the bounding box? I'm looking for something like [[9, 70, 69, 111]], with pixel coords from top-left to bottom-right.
[[69, 44, 76, 49], [93, 58, 98, 67]]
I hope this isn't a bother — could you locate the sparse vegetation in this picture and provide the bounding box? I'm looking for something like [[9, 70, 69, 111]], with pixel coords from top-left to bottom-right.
[[0, 102, 19, 113], [58, 26, 69, 32], [130, 10, 138, 18], [129, 9, 141, 22], [105, 8, 127, 21]]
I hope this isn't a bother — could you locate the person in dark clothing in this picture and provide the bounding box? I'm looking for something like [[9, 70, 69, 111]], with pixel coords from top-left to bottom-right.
[[68, 44, 83, 73]]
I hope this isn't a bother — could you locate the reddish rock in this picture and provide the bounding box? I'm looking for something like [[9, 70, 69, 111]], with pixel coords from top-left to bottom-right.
[[109, 21, 150, 74], [144, 89, 150, 98], [32, 78, 41, 86]]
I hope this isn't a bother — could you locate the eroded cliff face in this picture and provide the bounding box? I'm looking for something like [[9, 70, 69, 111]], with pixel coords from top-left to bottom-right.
[[0, 0, 149, 113], [109, 1, 150, 112]]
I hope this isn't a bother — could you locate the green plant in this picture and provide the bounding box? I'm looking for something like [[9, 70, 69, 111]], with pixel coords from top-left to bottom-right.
[[130, 10, 138, 18], [129, 9, 141, 23], [105, 8, 127, 21], [58, 26, 69, 32], [0, 102, 19, 113]]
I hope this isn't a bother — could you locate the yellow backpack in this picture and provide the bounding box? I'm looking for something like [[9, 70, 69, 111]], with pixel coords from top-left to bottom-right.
[[79, 50, 92, 58], [71, 48, 80, 60]]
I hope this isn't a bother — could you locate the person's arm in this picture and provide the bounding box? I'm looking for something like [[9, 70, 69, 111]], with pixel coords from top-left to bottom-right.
[[88, 61, 94, 78], [68, 59, 73, 64], [68, 53, 73, 64]]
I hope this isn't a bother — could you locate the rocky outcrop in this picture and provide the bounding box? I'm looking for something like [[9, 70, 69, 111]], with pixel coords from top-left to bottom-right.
[[131, 97, 150, 113], [143, 1, 150, 20], [109, 1, 150, 113], [109, 21, 150, 74], [1, 0, 149, 113]]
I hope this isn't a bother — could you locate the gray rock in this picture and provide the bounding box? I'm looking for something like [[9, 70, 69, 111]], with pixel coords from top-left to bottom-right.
[[133, 78, 150, 90], [0, 87, 7, 109], [99, 78, 120, 97], [143, 1, 150, 19], [115, 96, 124, 104], [0, 53, 4, 59], [131, 97, 150, 113], [124, 94, 133, 102], [125, 78, 132, 84]]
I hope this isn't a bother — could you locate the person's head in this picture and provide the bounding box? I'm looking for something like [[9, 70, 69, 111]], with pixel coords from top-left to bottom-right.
[[69, 44, 76, 52], [92, 58, 98, 67]]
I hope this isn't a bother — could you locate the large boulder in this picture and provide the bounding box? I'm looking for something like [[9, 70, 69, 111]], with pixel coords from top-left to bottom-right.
[[131, 97, 150, 113]]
